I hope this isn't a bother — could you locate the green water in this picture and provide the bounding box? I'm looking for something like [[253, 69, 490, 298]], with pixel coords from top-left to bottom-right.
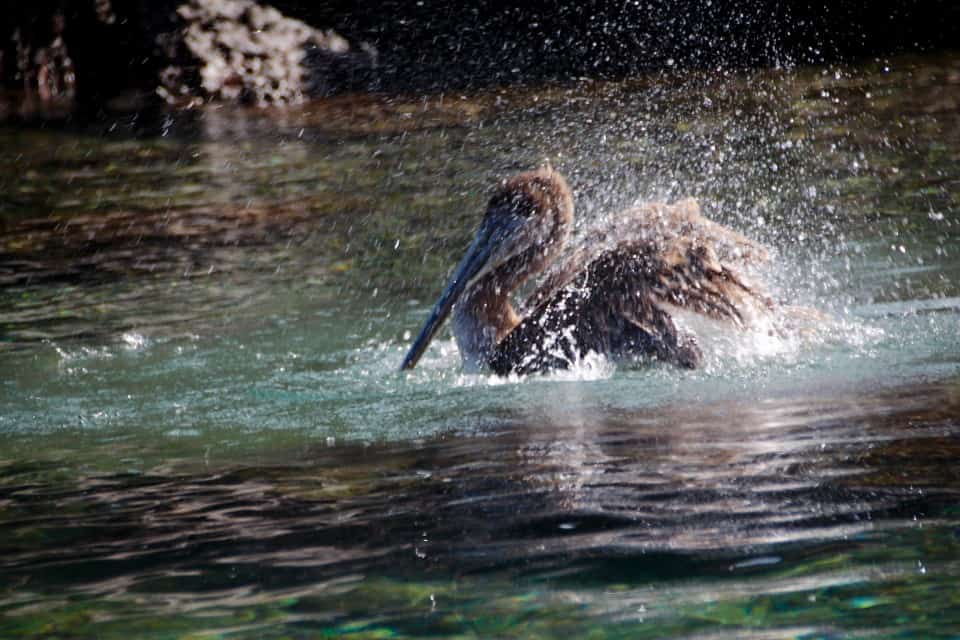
[[1, 53, 959, 638]]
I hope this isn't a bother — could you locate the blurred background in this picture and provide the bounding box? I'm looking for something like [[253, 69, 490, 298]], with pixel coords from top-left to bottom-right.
[[3, 1, 959, 112]]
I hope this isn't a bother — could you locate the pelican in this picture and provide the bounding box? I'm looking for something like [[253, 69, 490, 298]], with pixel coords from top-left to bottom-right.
[[400, 167, 773, 375]]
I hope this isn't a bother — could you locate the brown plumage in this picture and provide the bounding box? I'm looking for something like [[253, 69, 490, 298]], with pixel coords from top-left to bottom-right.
[[400, 167, 773, 375]]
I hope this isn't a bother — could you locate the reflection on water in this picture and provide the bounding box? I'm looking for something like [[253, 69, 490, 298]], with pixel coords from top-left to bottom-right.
[[1, 382, 959, 637], [0, 52, 959, 638]]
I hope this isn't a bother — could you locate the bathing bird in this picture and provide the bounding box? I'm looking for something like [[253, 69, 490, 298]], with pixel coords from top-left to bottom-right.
[[400, 167, 773, 375]]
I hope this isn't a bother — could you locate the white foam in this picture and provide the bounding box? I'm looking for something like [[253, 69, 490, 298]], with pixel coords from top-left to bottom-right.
[[121, 331, 149, 351]]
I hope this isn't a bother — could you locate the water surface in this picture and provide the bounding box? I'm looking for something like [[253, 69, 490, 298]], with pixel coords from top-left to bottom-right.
[[1, 53, 959, 638]]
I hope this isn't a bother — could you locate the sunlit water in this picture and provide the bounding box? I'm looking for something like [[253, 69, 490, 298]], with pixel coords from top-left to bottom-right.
[[1, 54, 959, 638]]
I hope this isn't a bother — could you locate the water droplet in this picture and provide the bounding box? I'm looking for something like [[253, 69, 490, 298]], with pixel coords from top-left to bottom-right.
[[121, 332, 147, 350]]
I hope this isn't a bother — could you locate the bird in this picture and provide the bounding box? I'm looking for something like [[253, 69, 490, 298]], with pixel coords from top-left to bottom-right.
[[400, 166, 774, 376]]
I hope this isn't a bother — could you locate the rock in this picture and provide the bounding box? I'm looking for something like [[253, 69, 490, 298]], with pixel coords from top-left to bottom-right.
[[159, 0, 376, 106], [0, 0, 374, 113]]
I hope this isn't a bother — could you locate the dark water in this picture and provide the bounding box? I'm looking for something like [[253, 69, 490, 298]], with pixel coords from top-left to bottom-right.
[[1, 53, 959, 638]]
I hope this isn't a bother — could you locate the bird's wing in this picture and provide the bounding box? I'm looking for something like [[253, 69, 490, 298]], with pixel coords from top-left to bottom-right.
[[618, 198, 770, 267], [497, 201, 772, 375], [524, 199, 770, 316], [491, 243, 706, 375], [630, 199, 773, 323]]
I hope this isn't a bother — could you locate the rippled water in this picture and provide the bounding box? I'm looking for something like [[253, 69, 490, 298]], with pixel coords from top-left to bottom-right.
[[1, 54, 959, 638]]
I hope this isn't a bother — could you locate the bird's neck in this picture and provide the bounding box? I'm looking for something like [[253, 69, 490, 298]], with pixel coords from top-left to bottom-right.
[[452, 278, 521, 373], [452, 237, 565, 371], [452, 199, 572, 371]]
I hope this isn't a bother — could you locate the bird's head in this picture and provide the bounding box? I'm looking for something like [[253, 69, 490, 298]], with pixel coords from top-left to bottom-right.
[[400, 167, 573, 370]]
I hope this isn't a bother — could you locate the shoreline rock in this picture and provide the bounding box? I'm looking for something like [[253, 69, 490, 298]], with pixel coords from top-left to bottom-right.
[[0, 0, 375, 114], [1, 0, 957, 118], [160, 0, 375, 106]]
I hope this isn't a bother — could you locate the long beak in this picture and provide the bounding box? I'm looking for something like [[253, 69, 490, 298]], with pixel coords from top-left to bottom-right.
[[400, 215, 517, 371]]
